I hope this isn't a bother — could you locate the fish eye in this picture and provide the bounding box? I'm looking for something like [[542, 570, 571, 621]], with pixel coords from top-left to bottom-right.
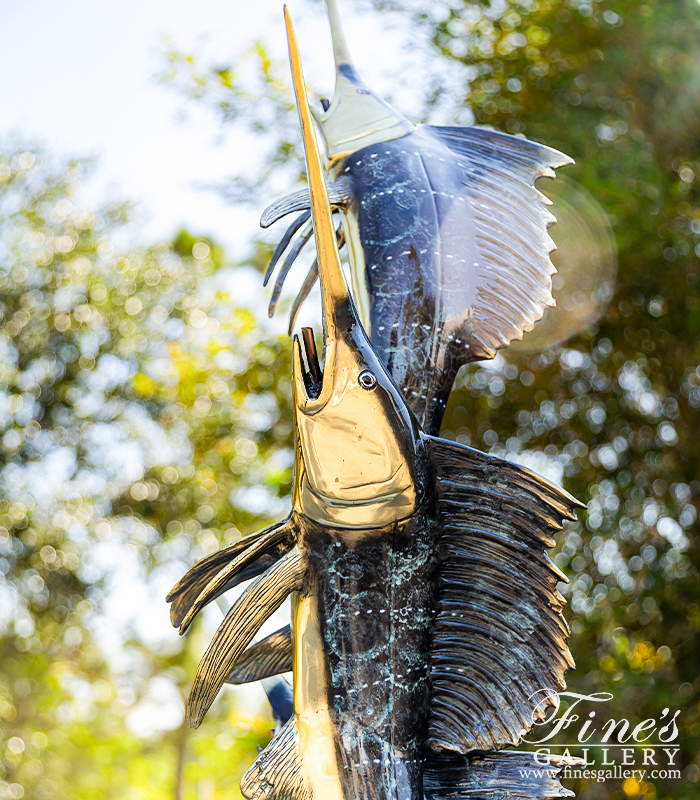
[[358, 370, 377, 390]]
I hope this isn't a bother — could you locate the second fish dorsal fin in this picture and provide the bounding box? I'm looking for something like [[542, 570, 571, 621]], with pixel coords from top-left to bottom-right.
[[425, 124, 572, 360], [240, 718, 310, 800], [424, 434, 585, 754]]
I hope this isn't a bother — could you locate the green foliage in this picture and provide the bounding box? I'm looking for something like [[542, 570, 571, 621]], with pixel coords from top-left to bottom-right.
[[3, 0, 700, 798], [0, 145, 286, 798], [160, 41, 300, 203]]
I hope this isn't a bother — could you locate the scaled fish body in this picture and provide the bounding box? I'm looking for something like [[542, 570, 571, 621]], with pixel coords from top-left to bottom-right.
[[167, 12, 583, 800], [262, 0, 572, 435]]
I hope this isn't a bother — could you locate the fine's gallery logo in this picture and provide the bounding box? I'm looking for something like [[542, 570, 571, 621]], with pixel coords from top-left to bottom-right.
[[518, 691, 682, 787]]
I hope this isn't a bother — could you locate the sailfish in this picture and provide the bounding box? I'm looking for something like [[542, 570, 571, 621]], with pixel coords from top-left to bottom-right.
[[261, 0, 573, 435], [167, 8, 584, 800]]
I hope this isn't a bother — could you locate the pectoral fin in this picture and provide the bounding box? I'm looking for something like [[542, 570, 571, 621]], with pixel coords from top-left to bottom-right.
[[264, 211, 311, 285], [166, 517, 295, 630], [260, 176, 353, 228], [261, 172, 352, 317], [226, 625, 293, 685], [179, 523, 295, 635], [187, 546, 305, 727], [269, 220, 315, 317]]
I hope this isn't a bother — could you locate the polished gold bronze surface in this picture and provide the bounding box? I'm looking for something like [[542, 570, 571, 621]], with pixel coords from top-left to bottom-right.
[[292, 591, 344, 800], [286, 6, 419, 530], [292, 336, 419, 527]]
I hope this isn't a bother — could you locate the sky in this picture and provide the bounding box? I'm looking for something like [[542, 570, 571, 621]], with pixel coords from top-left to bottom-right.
[[0, 0, 431, 258], [2, 0, 287, 258]]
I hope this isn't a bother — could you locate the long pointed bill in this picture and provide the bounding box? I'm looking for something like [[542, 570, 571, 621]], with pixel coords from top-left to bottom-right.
[[285, 11, 421, 528], [285, 6, 352, 345], [316, 0, 413, 164]]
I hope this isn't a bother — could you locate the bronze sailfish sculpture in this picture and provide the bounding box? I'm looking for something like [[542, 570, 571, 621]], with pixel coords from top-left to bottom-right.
[[167, 9, 584, 799], [262, 0, 572, 435]]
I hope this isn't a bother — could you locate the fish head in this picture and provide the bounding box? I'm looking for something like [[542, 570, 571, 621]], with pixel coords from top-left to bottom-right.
[[313, 0, 414, 168], [284, 6, 424, 530], [292, 313, 424, 530]]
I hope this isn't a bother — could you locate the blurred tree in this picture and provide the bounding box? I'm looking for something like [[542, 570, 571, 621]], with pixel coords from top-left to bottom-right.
[[0, 145, 291, 798], [162, 1, 700, 798]]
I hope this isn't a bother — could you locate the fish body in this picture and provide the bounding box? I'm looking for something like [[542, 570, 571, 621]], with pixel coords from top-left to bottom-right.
[[333, 125, 553, 432], [167, 9, 584, 800], [279, 42, 440, 792], [261, 0, 571, 434], [291, 508, 438, 799]]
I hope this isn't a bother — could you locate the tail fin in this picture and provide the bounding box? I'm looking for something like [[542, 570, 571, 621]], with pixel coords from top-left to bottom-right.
[[425, 435, 584, 753]]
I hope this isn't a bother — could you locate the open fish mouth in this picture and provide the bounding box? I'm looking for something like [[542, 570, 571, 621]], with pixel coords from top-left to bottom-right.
[[298, 326, 323, 400]]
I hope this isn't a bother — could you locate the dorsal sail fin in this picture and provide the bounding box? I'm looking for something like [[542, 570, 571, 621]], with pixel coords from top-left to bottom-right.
[[424, 435, 584, 753], [419, 125, 573, 361]]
